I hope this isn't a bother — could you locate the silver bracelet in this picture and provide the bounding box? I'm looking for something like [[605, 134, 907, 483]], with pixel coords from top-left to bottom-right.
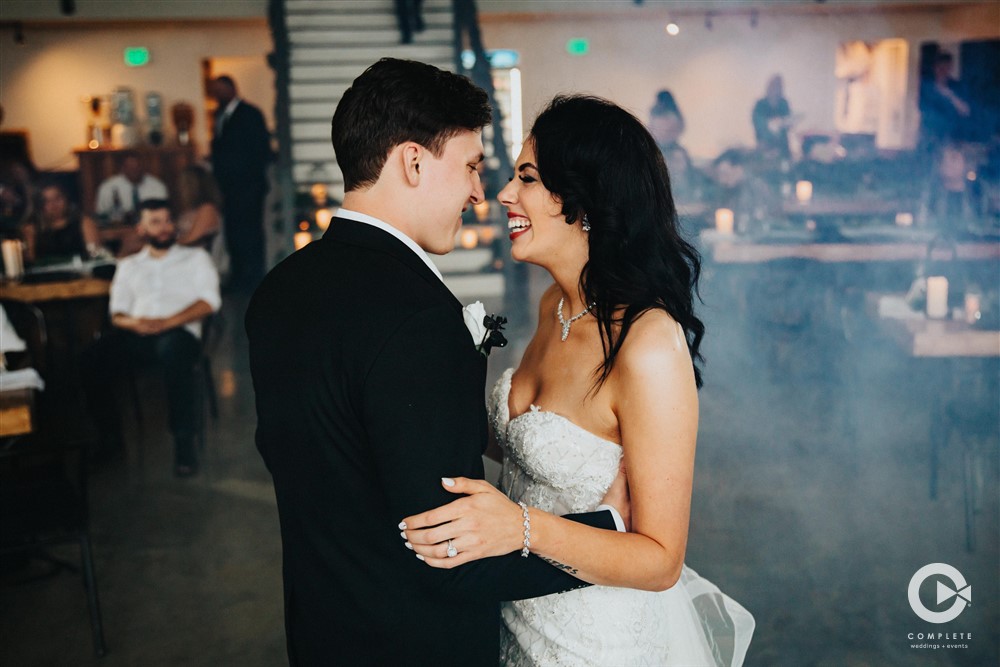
[[518, 501, 531, 557]]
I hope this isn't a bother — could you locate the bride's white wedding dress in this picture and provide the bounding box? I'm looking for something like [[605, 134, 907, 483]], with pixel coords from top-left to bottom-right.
[[490, 368, 755, 667]]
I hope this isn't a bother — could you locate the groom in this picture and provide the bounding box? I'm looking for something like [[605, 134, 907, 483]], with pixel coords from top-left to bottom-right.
[[247, 59, 621, 666]]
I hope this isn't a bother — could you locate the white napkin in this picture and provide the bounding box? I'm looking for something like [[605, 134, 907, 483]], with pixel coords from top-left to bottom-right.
[[0, 305, 26, 353], [0, 367, 45, 391]]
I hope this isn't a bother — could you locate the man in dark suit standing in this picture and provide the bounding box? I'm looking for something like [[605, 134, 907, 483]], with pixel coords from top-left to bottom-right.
[[246, 59, 622, 666], [209, 75, 271, 292]]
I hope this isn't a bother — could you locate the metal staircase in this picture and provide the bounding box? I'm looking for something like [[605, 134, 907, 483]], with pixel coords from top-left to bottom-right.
[[285, 0, 455, 199], [278, 0, 502, 299]]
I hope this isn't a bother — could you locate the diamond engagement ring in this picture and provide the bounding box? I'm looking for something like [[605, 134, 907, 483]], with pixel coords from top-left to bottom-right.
[[446, 539, 458, 558]]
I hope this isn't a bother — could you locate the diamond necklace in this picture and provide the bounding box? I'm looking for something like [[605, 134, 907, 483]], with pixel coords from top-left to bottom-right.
[[557, 297, 595, 342]]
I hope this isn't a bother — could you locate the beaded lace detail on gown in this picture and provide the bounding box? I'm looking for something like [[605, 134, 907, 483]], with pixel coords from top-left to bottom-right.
[[490, 368, 755, 667]]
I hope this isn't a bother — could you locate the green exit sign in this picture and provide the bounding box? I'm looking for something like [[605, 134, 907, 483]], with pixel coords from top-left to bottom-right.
[[124, 47, 150, 67], [566, 39, 589, 56]]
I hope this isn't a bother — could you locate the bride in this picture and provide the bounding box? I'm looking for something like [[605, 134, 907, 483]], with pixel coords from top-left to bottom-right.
[[400, 95, 754, 666]]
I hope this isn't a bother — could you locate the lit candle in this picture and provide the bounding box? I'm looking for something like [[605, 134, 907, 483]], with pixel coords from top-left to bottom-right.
[[473, 200, 490, 222], [926, 276, 949, 319], [460, 228, 479, 249], [315, 208, 333, 231], [714, 208, 734, 235], [478, 225, 496, 244], [293, 231, 312, 251], [964, 292, 981, 325], [895, 212, 913, 227], [795, 180, 813, 204], [310, 182, 328, 207], [1, 240, 24, 279], [294, 221, 313, 251]]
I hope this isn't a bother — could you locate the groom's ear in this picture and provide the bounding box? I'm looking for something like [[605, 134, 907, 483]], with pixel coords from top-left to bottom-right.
[[400, 142, 423, 187]]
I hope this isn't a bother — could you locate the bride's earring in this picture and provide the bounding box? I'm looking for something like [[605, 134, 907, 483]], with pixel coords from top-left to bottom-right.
[[582, 214, 591, 233]]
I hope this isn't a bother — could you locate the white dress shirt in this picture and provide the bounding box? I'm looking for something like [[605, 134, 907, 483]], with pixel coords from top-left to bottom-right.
[[95, 174, 168, 216], [334, 208, 444, 283], [109, 245, 221, 339]]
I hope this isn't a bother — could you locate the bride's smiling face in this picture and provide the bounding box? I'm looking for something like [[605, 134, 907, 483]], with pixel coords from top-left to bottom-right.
[[498, 140, 587, 267]]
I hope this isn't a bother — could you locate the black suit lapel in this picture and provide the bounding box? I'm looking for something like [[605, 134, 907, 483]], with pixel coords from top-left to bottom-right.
[[322, 217, 463, 312]]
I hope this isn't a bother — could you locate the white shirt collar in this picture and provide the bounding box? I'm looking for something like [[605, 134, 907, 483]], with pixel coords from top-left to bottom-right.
[[138, 244, 178, 262], [334, 208, 443, 283], [222, 97, 241, 118]]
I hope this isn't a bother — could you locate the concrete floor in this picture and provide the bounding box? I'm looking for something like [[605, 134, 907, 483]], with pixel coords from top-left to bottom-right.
[[1, 268, 997, 667]]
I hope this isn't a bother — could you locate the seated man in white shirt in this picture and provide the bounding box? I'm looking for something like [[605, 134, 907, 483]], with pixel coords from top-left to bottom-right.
[[82, 199, 221, 476], [94, 151, 168, 221]]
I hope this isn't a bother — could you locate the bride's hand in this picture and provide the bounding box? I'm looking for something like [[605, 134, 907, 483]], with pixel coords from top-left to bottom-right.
[[399, 477, 525, 568]]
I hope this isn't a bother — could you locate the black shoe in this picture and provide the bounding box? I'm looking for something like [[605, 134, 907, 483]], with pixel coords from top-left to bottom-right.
[[174, 434, 197, 477]]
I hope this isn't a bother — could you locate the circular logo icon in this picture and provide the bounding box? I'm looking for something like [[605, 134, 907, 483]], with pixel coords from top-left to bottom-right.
[[908, 563, 971, 624]]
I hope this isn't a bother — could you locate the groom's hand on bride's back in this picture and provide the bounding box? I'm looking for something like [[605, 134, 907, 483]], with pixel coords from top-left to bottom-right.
[[600, 460, 631, 532]]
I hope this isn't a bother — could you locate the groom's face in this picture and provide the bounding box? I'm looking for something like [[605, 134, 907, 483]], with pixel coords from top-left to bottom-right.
[[413, 130, 485, 254]]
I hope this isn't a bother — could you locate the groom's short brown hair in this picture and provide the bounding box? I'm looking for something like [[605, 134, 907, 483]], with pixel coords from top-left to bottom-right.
[[331, 58, 491, 192]]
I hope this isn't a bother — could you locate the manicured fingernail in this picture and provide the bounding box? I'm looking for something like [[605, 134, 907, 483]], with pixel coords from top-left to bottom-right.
[[404, 541, 413, 550], [416, 554, 425, 561], [398, 521, 407, 530], [400, 531, 407, 539], [442, 477, 455, 487]]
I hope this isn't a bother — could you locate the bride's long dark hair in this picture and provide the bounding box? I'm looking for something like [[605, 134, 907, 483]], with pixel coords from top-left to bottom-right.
[[530, 95, 705, 388]]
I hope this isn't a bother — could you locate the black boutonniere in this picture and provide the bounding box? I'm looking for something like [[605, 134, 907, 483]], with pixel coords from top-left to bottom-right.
[[479, 314, 508, 357], [462, 301, 508, 357]]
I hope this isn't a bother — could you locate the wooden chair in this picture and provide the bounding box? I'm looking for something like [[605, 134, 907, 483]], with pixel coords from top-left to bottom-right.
[[1, 299, 48, 377]]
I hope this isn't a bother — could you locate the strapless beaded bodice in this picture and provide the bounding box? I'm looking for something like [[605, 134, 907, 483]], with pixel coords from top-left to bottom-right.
[[487, 368, 754, 667], [489, 368, 622, 516]]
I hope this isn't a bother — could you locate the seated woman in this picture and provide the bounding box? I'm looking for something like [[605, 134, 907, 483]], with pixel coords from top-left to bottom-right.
[[22, 181, 101, 263], [174, 165, 222, 249]]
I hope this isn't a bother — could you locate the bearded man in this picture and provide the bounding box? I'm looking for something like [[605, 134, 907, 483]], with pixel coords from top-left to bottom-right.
[[82, 198, 220, 475]]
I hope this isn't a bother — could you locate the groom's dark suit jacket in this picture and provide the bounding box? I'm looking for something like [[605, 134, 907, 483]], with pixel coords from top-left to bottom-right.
[[246, 218, 615, 667]]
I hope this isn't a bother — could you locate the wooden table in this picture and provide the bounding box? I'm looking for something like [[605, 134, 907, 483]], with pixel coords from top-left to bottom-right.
[[1, 275, 111, 440], [0, 387, 33, 437], [700, 229, 1000, 265], [868, 294, 1000, 357], [0, 277, 111, 303], [870, 293, 999, 552], [878, 317, 1000, 358], [782, 197, 904, 218]]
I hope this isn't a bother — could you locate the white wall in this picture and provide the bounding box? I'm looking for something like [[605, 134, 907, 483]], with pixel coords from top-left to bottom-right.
[[0, 22, 273, 170], [0, 0, 267, 20], [476, 0, 975, 11], [2, 2, 996, 170], [480, 3, 999, 160]]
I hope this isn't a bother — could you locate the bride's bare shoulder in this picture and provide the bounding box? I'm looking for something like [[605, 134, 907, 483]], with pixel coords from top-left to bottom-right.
[[615, 309, 693, 384]]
